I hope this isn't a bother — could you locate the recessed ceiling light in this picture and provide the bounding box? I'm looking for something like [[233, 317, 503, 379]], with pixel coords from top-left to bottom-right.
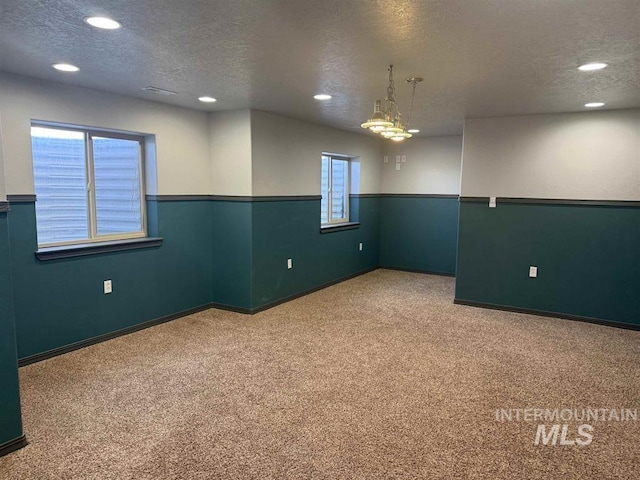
[[198, 96, 217, 103], [84, 16, 122, 30], [585, 102, 605, 108], [578, 63, 608, 71], [52, 63, 80, 72], [407, 129, 420, 133], [314, 94, 332, 100]]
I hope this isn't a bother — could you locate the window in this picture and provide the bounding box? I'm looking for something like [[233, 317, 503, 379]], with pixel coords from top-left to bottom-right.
[[321, 154, 350, 225], [31, 124, 146, 247]]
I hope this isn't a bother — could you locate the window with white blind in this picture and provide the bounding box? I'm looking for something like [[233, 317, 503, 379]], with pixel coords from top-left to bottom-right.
[[321, 154, 350, 225], [31, 124, 146, 247]]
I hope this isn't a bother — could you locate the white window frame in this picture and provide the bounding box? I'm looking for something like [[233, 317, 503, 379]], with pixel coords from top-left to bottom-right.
[[321, 153, 350, 225], [31, 122, 147, 248]]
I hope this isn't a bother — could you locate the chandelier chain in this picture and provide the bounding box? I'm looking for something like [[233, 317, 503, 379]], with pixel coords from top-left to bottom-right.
[[406, 79, 418, 127], [387, 65, 396, 110]]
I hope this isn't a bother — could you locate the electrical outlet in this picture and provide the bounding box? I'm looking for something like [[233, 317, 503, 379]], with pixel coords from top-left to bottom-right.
[[489, 197, 497, 208], [401, 155, 406, 163], [396, 163, 401, 171], [529, 266, 538, 278], [104, 279, 113, 294], [359, 242, 363, 251], [287, 258, 292, 269]]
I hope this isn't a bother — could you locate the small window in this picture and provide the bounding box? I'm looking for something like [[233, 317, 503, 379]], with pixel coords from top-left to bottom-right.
[[31, 124, 146, 247], [321, 154, 350, 225]]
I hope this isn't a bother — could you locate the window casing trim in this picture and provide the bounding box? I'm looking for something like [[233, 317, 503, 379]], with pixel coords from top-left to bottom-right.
[[321, 153, 351, 226], [35, 237, 163, 261], [320, 221, 360, 234], [31, 122, 147, 248]]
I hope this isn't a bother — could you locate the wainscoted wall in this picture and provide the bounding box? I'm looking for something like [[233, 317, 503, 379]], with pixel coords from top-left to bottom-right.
[[0, 211, 25, 453], [0, 74, 464, 458], [10, 199, 213, 361], [455, 199, 640, 327], [251, 196, 380, 310], [379, 137, 462, 275], [457, 109, 640, 328], [10, 195, 384, 360], [379, 195, 459, 275], [210, 199, 253, 311]]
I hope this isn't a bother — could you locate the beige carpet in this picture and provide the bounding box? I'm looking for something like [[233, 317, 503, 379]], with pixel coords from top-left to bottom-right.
[[1, 270, 638, 479]]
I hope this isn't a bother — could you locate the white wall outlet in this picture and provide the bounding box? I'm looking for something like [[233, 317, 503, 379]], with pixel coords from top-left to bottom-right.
[[359, 242, 363, 251], [287, 258, 292, 269], [489, 197, 497, 208], [529, 266, 538, 278], [401, 155, 406, 163], [383, 155, 388, 163], [395, 155, 401, 163], [396, 163, 401, 171], [103, 279, 113, 294]]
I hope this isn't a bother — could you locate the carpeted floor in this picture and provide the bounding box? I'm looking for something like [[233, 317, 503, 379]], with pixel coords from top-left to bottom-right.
[[1, 270, 638, 479]]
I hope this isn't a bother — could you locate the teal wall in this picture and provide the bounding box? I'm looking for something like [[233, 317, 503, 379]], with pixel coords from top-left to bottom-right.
[[455, 200, 640, 326], [7, 194, 638, 383], [0, 212, 24, 447], [9, 196, 385, 359], [10, 200, 213, 360], [211, 201, 252, 310], [251, 197, 380, 309], [379, 196, 459, 275], [17, 195, 636, 360]]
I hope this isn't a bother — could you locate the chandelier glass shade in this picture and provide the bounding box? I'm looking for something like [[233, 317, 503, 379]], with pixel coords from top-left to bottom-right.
[[360, 100, 393, 130], [361, 65, 421, 141]]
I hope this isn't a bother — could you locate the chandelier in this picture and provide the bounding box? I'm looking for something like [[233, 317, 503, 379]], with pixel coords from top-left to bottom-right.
[[361, 65, 422, 141]]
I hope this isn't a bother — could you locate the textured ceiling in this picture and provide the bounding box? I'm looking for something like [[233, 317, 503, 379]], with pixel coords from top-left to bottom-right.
[[0, 0, 639, 136]]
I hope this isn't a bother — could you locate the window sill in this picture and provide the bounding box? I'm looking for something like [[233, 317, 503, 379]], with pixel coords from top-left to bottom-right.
[[35, 237, 163, 261], [320, 222, 360, 234]]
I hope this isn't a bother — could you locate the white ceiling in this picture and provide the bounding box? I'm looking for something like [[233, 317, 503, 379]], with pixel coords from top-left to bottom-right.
[[1, 0, 639, 136]]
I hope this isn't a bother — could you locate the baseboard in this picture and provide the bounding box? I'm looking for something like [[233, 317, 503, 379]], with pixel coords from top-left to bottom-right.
[[380, 266, 455, 277], [453, 299, 640, 331], [17, 267, 425, 365], [0, 435, 27, 457], [18, 303, 214, 366], [209, 302, 251, 315], [249, 267, 379, 314]]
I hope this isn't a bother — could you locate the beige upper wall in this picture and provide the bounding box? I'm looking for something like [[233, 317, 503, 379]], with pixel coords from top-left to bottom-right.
[[250, 110, 382, 196], [210, 110, 252, 196], [461, 109, 640, 200], [0, 72, 384, 198], [0, 114, 6, 201], [381, 136, 462, 195], [0, 72, 211, 195]]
